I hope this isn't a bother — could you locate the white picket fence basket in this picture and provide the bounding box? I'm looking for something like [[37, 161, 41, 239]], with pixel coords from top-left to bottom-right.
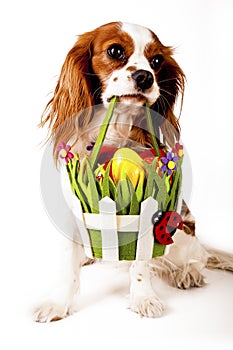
[[71, 194, 182, 261]]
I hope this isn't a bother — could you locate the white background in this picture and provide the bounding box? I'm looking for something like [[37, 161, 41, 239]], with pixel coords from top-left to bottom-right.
[[0, 0, 233, 349]]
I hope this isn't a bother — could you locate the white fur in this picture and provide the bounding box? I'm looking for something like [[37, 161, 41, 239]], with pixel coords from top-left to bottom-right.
[[128, 233, 208, 318], [166, 230, 208, 269], [34, 238, 84, 322], [129, 260, 164, 318]]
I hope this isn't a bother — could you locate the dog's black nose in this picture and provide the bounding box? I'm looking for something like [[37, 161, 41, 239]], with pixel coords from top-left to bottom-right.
[[132, 69, 154, 91]]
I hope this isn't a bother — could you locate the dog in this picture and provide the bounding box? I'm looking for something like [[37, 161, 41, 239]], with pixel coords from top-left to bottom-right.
[[34, 22, 233, 322]]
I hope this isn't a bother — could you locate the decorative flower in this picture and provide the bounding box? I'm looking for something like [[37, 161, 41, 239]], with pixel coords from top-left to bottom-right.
[[160, 152, 178, 176], [57, 141, 74, 164], [172, 142, 184, 159]]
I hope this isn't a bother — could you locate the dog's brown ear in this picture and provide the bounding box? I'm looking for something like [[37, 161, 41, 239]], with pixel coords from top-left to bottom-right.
[[40, 31, 97, 159], [153, 49, 185, 147]]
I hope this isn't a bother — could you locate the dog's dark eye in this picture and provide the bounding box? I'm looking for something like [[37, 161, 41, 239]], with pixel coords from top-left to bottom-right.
[[150, 54, 164, 70], [107, 44, 125, 61]]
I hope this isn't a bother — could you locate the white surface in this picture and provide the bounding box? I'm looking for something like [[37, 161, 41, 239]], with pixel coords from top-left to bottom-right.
[[0, 0, 233, 349]]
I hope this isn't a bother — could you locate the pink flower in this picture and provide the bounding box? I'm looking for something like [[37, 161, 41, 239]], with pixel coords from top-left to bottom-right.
[[57, 141, 74, 164]]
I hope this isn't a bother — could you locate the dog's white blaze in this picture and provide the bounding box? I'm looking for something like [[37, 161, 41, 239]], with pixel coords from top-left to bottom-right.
[[122, 23, 155, 73], [121, 23, 153, 55]]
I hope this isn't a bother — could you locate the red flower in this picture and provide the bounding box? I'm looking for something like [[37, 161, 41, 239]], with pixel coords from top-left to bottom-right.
[[172, 143, 184, 159]]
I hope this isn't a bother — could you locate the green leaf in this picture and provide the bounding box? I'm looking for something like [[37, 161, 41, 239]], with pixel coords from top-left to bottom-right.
[[75, 182, 90, 213], [109, 177, 117, 200], [66, 162, 75, 194], [143, 158, 156, 199], [164, 157, 183, 211], [128, 180, 140, 215], [135, 176, 144, 203], [116, 179, 131, 214], [114, 175, 140, 215], [89, 96, 117, 170], [165, 156, 183, 211], [78, 155, 87, 186], [145, 103, 160, 156], [65, 157, 90, 212], [69, 157, 80, 193], [72, 154, 79, 180], [85, 158, 100, 213], [75, 157, 91, 212], [101, 160, 112, 198], [143, 157, 175, 211]]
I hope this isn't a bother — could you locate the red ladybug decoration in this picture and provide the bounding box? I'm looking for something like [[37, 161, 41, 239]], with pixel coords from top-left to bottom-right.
[[152, 211, 183, 245]]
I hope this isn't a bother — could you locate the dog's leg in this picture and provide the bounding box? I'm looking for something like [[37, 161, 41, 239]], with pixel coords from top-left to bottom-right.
[[150, 230, 208, 289], [166, 230, 208, 288], [150, 235, 233, 288], [205, 247, 233, 272], [33, 237, 85, 322], [129, 260, 164, 318]]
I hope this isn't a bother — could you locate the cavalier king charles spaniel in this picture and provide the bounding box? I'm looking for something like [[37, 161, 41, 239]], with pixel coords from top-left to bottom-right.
[[34, 22, 233, 322]]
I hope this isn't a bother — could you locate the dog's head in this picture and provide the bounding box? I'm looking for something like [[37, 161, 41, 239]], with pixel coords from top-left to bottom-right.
[[41, 22, 185, 159]]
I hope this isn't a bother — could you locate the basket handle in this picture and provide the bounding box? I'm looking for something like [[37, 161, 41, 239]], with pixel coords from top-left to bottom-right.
[[89, 98, 160, 169], [145, 102, 160, 156], [89, 96, 117, 170]]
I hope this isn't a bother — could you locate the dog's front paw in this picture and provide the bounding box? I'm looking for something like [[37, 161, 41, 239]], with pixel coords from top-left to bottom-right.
[[129, 295, 165, 318], [33, 301, 77, 322], [172, 265, 206, 289]]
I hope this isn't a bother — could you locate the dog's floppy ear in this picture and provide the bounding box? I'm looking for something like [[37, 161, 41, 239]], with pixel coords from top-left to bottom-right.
[[152, 49, 185, 147], [40, 30, 97, 159]]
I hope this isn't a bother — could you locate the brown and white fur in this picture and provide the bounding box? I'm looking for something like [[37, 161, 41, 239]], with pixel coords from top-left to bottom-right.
[[34, 22, 233, 322]]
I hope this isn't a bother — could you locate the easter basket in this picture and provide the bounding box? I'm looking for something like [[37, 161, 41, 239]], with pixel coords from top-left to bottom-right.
[[58, 97, 184, 261]]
